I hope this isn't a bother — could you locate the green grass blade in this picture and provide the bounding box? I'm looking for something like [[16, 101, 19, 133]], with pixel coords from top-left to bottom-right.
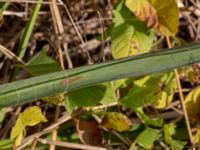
[[0, 43, 200, 108], [17, 0, 42, 58]]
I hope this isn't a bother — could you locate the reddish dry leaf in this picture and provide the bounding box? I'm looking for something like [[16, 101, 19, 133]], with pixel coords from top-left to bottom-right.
[[75, 119, 103, 146]]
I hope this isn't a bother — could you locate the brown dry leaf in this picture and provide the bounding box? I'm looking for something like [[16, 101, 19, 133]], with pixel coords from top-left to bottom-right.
[[75, 119, 103, 146]]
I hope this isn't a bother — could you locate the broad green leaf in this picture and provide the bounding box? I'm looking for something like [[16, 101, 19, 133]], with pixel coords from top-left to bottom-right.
[[120, 85, 161, 108], [185, 87, 200, 119], [134, 128, 159, 149], [134, 108, 163, 127], [100, 82, 117, 105], [131, 30, 155, 53], [164, 123, 185, 149], [111, 23, 134, 58], [20, 106, 47, 126], [1, 44, 200, 108], [25, 49, 61, 76], [101, 112, 132, 132], [125, 0, 179, 36], [67, 85, 107, 106], [134, 75, 161, 87], [64, 97, 77, 113]]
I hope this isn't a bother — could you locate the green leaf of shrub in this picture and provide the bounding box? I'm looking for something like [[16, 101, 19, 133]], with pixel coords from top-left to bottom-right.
[[164, 123, 185, 149], [134, 128, 159, 149], [120, 85, 161, 108], [100, 112, 132, 132], [134, 108, 163, 127], [67, 85, 107, 106], [111, 23, 134, 58], [100, 82, 117, 105], [25, 49, 61, 76]]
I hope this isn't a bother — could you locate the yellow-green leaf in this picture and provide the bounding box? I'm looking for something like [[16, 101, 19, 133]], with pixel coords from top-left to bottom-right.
[[185, 87, 200, 119], [43, 92, 66, 105], [10, 118, 24, 140], [125, 0, 179, 36], [193, 126, 200, 144], [15, 132, 23, 147], [0, 11, 3, 27], [10, 106, 47, 146], [111, 23, 134, 58], [100, 112, 132, 132], [153, 91, 173, 109], [20, 106, 47, 126], [135, 128, 159, 149]]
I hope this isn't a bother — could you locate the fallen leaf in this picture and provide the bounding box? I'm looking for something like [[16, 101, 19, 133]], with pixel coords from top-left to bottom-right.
[[75, 119, 103, 145]]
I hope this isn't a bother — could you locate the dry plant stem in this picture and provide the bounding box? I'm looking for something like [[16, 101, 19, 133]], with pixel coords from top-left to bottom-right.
[[91, 102, 118, 111], [29, 138, 38, 150], [17, 112, 77, 150], [0, 45, 25, 64], [37, 138, 107, 150], [0, 0, 62, 5], [49, 1, 65, 149], [166, 36, 195, 149], [63, 43, 73, 68]]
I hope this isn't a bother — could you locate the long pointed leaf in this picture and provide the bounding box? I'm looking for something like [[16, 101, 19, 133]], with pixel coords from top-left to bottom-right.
[[0, 44, 200, 108]]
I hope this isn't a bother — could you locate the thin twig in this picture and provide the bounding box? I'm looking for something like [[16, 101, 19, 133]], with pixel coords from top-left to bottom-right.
[[0, 0, 62, 5], [166, 36, 195, 149], [49, 0, 65, 149], [0, 45, 25, 64], [37, 138, 107, 150], [59, 1, 93, 64]]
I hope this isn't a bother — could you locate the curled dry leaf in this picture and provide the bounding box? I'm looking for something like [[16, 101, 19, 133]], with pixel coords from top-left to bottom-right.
[[75, 119, 103, 146]]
